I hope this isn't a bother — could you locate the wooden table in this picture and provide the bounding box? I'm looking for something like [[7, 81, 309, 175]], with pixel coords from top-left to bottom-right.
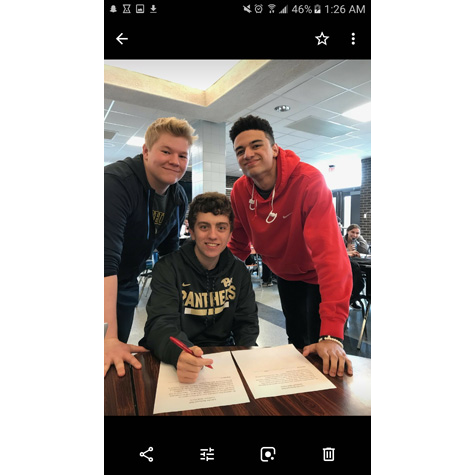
[[104, 347, 370, 416]]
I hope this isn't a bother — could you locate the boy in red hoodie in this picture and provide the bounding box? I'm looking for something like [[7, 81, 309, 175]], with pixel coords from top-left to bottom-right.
[[228, 115, 353, 377]]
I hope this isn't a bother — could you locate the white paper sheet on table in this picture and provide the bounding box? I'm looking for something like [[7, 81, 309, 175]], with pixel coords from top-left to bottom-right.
[[231, 344, 335, 399], [153, 351, 249, 414]]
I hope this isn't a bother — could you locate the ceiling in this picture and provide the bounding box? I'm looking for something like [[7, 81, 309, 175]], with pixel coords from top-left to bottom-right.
[[104, 59, 371, 178]]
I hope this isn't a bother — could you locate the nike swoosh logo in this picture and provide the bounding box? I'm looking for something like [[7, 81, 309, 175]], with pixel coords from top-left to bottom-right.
[[283, 213, 293, 219], [182, 283, 191, 287]]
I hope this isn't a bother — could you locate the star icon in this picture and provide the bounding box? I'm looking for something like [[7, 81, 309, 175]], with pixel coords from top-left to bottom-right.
[[315, 32, 329, 45]]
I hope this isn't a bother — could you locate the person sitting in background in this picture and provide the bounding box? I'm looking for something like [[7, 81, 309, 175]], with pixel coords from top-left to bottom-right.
[[139, 192, 259, 383], [344, 224, 370, 308], [344, 224, 369, 257]]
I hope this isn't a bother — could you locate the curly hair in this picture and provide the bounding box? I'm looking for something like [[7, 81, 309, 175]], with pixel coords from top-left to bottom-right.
[[188, 192, 234, 232], [229, 115, 275, 145]]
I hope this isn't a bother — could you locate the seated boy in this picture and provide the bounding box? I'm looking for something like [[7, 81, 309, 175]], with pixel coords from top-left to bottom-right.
[[139, 192, 259, 383]]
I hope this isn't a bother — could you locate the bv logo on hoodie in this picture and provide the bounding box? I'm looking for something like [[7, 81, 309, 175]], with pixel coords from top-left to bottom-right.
[[182, 277, 236, 316]]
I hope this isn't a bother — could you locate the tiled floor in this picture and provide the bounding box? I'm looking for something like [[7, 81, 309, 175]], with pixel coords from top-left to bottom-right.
[[129, 273, 371, 359]]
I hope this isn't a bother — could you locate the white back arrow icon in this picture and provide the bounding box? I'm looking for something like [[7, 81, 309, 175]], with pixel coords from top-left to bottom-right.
[[116, 33, 128, 45]]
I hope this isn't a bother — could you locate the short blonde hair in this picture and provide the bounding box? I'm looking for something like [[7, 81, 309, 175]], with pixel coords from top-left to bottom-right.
[[145, 117, 198, 150]]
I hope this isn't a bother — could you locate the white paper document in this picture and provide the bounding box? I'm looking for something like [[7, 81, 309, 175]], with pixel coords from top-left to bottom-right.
[[231, 344, 335, 399], [153, 351, 249, 414]]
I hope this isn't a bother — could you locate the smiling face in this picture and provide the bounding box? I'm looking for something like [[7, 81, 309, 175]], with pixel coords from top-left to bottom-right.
[[142, 132, 190, 194], [348, 227, 361, 240], [233, 129, 279, 189], [189, 212, 232, 270]]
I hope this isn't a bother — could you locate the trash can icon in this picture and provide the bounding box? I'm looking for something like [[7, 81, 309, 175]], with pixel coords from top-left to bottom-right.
[[323, 447, 335, 462]]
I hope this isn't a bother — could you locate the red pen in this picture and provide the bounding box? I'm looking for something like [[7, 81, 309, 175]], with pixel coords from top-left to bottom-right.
[[169, 336, 213, 369]]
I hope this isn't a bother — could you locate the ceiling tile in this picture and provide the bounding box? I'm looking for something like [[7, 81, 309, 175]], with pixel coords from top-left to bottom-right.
[[282, 77, 347, 105], [317, 91, 370, 115], [317, 60, 371, 89]]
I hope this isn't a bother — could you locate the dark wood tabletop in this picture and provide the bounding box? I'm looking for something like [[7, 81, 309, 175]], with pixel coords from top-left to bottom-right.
[[104, 360, 136, 416], [104, 346, 370, 416]]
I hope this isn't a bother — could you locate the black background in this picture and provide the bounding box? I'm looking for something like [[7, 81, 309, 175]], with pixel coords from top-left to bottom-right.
[[104, 1, 371, 60], [105, 415, 370, 470]]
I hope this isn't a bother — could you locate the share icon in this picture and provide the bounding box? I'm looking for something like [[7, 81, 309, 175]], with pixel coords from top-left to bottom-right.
[[139, 447, 153, 462]]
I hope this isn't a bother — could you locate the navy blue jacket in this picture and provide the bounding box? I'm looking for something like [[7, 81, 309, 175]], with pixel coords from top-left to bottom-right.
[[104, 154, 188, 287]]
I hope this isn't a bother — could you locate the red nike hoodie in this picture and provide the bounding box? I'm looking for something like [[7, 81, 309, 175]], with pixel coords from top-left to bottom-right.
[[228, 147, 352, 339]]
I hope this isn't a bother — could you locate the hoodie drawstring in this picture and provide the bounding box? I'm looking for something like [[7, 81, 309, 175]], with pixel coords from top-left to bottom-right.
[[249, 182, 277, 223], [147, 189, 151, 239]]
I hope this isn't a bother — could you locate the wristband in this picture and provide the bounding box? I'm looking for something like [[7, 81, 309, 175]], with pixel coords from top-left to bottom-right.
[[318, 335, 344, 348]]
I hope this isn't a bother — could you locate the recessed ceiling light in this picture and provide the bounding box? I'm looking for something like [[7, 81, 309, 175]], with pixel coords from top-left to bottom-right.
[[342, 102, 371, 122], [127, 136, 144, 147], [274, 105, 290, 112]]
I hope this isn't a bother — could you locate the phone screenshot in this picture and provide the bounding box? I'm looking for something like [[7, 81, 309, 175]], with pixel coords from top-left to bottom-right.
[[104, 2, 371, 471]]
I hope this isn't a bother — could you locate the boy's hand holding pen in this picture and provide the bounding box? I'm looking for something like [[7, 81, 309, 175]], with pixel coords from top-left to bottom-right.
[[170, 336, 214, 384]]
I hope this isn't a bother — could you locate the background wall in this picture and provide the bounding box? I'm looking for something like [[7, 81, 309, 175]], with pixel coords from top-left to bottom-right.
[[183, 157, 372, 245], [360, 157, 371, 243]]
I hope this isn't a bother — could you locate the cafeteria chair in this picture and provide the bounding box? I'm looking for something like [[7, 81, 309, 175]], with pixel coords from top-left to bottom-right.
[[138, 259, 153, 302], [349, 260, 370, 350], [245, 253, 262, 284], [351, 294, 370, 350], [137, 251, 158, 302]]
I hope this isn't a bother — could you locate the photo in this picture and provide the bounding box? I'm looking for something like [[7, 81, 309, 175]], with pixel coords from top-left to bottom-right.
[[104, 58, 371, 414]]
